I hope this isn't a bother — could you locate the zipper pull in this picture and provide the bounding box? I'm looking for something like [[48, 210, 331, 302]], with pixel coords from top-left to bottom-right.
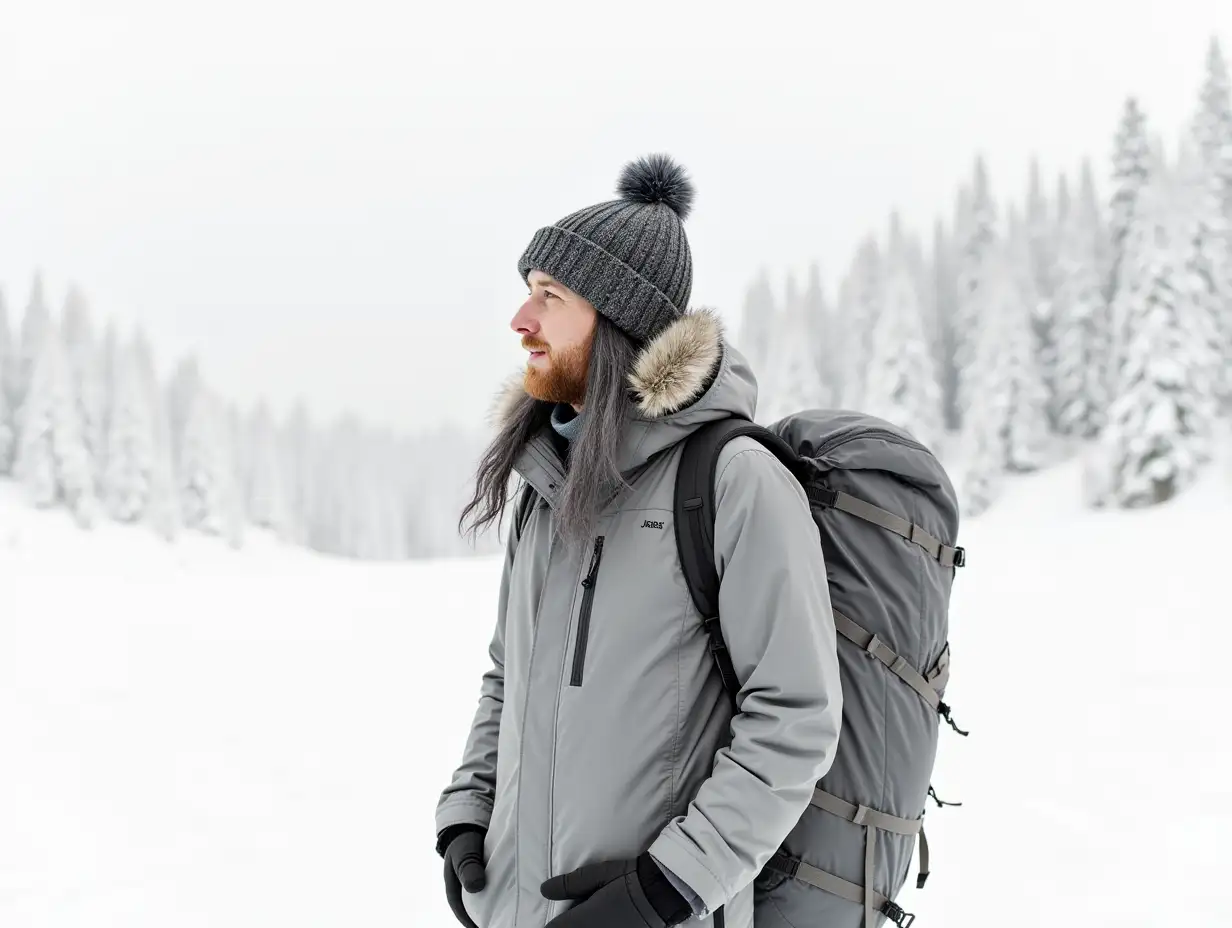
[[581, 536, 605, 588]]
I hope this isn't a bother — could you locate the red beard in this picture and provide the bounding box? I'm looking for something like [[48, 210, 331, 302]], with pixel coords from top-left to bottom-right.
[[522, 336, 591, 406]]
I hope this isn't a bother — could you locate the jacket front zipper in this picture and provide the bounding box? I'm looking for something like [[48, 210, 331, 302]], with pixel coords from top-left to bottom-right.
[[570, 536, 605, 687]]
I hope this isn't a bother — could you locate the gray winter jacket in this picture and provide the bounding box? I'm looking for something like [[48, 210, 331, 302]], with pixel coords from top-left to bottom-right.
[[436, 309, 843, 928]]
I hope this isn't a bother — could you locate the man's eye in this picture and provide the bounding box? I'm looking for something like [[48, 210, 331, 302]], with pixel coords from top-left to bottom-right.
[[544, 291, 558, 300]]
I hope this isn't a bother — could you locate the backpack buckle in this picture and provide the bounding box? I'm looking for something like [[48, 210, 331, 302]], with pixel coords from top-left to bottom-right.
[[881, 901, 916, 927], [953, 546, 966, 568], [807, 483, 838, 509]]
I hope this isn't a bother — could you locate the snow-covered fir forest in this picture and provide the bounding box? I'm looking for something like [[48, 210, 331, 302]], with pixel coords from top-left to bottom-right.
[[0, 276, 497, 560], [748, 36, 1232, 516], [3, 37, 1230, 556]]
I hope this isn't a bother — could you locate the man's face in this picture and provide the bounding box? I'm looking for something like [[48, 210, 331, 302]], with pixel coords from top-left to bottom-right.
[[511, 270, 598, 407]]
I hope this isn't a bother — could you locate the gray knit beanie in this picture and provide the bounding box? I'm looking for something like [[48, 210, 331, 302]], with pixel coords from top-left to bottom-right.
[[518, 153, 695, 343]]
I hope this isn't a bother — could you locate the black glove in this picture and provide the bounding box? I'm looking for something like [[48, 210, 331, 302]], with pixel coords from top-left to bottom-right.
[[440, 825, 487, 928], [541, 853, 693, 927]]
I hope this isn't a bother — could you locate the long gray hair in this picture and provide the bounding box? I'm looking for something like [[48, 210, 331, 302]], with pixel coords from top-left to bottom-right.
[[458, 314, 642, 551]]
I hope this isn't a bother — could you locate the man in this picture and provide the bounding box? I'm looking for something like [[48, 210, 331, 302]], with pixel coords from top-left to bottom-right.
[[436, 153, 842, 928]]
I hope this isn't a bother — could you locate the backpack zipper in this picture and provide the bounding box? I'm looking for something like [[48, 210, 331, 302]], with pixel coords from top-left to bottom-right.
[[813, 425, 928, 459], [570, 536, 605, 687]]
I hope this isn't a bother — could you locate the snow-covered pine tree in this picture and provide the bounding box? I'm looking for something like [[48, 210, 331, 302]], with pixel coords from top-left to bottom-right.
[[1026, 157, 1056, 291], [132, 332, 180, 540], [361, 430, 408, 560], [1002, 210, 1052, 471], [1051, 170, 1075, 432], [759, 269, 826, 424], [801, 262, 834, 405], [783, 269, 800, 349], [279, 400, 313, 546], [301, 414, 343, 555], [15, 272, 52, 417], [166, 355, 203, 473], [737, 269, 777, 377], [326, 418, 356, 555], [373, 450, 405, 559], [1093, 149, 1213, 507], [835, 235, 883, 409], [931, 218, 962, 431], [1025, 156, 1061, 430], [958, 238, 1016, 517], [1074, 157, 1118, 422], [1080, 157, 1113, 283], [245, 401, 288, 535], [61, 286, 107, 489], [178, 381, 233, 536], [326, 413, 365, 557], [1108, 97, 1151, 308], [904, 228, 937, 411], [12, 333, 59, 508], [103, 341, 157, 523], [353, 471, 385, 559], [1191, 35, 1232, 408], [953, 156, 999, 420], [98, 319, 118, 482], [904, 229, 931, 319], [395, 437, 425, 558], [1056, 172, 1072, 225], [13, 320, 96, 524], [219, 401, 246, 548], [862, 213, 944, 450], [1174, 139, 1229, 425], [1053, 165, 1111, 439], [0, 289, 14, 473], [227, 402, 251, 506], [1193, 36, 1232, 223]]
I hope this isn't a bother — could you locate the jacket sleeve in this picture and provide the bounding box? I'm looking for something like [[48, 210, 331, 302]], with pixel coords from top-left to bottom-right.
[[647, 439, 843, 912], [434, 509, 520, 852]]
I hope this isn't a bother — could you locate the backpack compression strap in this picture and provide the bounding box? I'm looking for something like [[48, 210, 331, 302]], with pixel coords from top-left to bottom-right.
[[808, 484, 966, 569]]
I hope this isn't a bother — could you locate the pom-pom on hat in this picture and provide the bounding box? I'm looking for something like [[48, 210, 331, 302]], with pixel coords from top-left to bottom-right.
[[518, 153, 696, 343]]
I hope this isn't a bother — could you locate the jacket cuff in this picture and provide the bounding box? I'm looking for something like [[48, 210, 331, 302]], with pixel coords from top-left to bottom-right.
[[651, 855, 710, 919], [434, 797, 493, 850], [647, 830, 727, 916]]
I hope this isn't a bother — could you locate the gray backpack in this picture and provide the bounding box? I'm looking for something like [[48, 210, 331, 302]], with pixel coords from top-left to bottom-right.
[[673, 410, 967, 928]]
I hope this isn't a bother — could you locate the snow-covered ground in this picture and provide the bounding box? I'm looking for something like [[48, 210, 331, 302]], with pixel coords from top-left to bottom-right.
[[4, 457, 1231, 927]]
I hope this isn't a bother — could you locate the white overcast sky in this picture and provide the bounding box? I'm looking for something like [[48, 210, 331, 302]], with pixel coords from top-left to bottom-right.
[[1, 0, 1228, 434]]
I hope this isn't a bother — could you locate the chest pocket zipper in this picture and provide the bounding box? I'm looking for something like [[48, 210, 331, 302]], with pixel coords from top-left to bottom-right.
[[569, 536, 605, 687]]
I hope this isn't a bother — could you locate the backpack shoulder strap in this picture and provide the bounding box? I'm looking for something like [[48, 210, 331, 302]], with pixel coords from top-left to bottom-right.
[[513, 482, 538, 543], [673, 417, 801, 706]]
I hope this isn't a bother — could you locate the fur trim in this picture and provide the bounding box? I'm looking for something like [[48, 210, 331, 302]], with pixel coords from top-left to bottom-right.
[[493, 308, 724, 426], [627, 309, 723, 418], [490, 370, 530, 429]]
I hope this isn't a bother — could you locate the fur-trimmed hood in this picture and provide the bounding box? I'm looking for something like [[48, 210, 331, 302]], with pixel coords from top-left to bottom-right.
[[493, 307, 758, 479], [493, 307, 755, 422]]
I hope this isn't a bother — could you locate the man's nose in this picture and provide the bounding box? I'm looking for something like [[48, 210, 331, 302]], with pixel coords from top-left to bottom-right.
[[511, 296, 540, 335]]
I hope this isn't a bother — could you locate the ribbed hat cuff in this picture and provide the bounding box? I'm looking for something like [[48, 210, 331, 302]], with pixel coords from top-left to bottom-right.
[[518, 225, 682, 343]]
